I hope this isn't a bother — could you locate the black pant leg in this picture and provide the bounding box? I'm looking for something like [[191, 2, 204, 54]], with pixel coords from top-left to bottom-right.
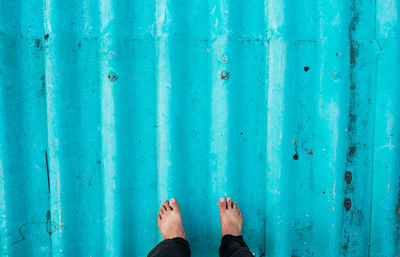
[[147, 237, 191, 257], [219, 235, 254, 257]]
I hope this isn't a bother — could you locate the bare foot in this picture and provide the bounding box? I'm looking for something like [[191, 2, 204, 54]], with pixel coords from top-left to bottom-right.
[[218, 197, 243, 237], [157, 198, 186, 240]]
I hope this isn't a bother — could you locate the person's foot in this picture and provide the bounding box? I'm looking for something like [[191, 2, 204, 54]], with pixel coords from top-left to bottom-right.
[[157, 198, 186, 240], [218, 197, 243, 237]]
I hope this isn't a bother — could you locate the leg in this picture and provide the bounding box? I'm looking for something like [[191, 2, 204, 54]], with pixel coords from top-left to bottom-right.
[[147, 237, 190, 257], [147, 198, 190, 257], [218, 197, 253, 257]]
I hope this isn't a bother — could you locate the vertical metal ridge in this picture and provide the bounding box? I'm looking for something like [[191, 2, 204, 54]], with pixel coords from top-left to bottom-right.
[[370, 0, 400, 254], [0, 158, 6, 256], [234, 2, 268, 255], [343, 0, 378, 256], [99, 0, 122, 256], [207, 0, 232, 253], [0, 17, 9, 255], [42, 1, 55, 256], [265, 38, 290, 256], [209, 0, 230, 196], [155, 0, 175, 228]]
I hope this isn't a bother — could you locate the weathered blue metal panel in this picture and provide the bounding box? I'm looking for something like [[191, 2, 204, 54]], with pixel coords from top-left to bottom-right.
[[0, 0, 399, 256]]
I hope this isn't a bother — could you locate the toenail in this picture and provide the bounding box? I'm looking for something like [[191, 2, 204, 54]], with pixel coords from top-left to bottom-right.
[[171, 198, 176, 203], [219, 198, 225, 202]]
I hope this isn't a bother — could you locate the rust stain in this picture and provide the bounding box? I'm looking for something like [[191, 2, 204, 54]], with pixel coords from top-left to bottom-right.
[[347, 146, 356, 161], [350, 41, 359, 65], [344, 198, 351, 211], [307, 149, 313, 155], [108, 72, 118, 82], [221, 71, 229, 80], [293, 139, 299, 160], [345, 171, 352, 184], [397, 199, 400, 217]]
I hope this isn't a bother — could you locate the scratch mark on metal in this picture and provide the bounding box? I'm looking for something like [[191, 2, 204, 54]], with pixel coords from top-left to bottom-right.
[[7, 211, 64, 249], [45, 150, 50, 193]]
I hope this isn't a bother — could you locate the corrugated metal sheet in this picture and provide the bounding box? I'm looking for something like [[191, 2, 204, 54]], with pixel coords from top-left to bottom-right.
[[0, 0, 399, 256]]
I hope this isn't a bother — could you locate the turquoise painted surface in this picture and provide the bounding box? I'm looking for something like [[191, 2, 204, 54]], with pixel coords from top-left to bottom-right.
[[0, 0, 399, 256]]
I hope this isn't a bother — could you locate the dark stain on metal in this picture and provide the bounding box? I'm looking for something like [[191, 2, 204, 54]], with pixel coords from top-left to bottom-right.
[[347, 146, 356, 160], [259, 248, 265, 257], [293, 139, 299, 160], [221, 71, 229, 80], [397, 199, 400, 217], [78, 42, 81, 49], [45, 150, 50, 193], [307, 149, 313, 155], [41, 75, 46, 91], [108, 71, 118, 82], [240, 131, 243, 135], [349, 0, 360, 33], [343, 244, 348, 251], [347, 34, 358, 163], [344, 198, 351, 211], [350, 42, 359, 66], [45, 210, 53, 235], [44, 34, 49, 40], [304, 66, 310, 72], [349, 112, 356, 123], [345, 171, 352, 184], [35, 39, 41, 48], [323, 191, 326, 194]]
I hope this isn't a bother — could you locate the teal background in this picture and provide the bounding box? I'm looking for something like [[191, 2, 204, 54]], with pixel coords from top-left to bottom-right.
[[0, 0, 399, 256]]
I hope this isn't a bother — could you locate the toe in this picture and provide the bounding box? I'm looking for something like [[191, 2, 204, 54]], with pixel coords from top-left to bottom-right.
[[226, 197, 232, 209], [218, 198, 226, 212], [163, 200, 172, 211], [160, 205, 166, 214], [169, 198, 180, 211], [233, 201, 238, 211]]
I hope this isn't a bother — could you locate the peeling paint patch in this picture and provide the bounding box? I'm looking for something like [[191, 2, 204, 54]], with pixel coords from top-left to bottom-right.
[[108, 71, 118, 82], [345, 171, 352, 184], [221, 71, 229, 80], [344, 198, 351, 211]]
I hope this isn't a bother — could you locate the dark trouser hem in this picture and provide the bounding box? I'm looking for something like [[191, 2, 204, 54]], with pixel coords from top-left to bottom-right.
[[219, 235, 254, 257], [147, 237, 191, 257]]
